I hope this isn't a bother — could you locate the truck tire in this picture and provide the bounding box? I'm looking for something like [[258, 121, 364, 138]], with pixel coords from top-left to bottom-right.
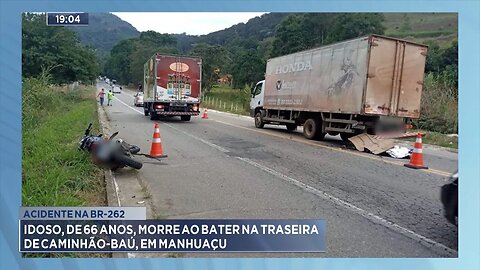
[[181, 115, 191, 121], [303, 118, 325, 140], [149, 107, 157, 120], [255, 112, 265, 128], [144, 105, 149, 116], [286, 124, 297, 131]]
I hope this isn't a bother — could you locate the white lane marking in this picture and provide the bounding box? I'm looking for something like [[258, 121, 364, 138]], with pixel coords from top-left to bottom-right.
[[112, 90, 457, 256], [109, 170, 122, 207], [113, 94, 230, 153], [162, 122, 230, 153], [114, 96, 144, 114], [110, 170, 136, 258], [236, 156, 457, 256], [206, 108, 252, 121]]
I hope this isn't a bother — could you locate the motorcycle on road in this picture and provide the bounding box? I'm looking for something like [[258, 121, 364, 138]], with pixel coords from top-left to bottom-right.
[[441, 171, 458, 226], [79, 123, 143, 170]]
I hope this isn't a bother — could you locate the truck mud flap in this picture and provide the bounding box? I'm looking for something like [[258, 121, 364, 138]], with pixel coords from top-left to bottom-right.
[[348, 133, 395, 155]]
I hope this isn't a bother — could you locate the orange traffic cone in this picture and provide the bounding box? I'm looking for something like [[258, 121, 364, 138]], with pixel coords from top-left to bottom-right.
[[149, 122, 167, 158], [202, 107, 209, 119], [404, 132, 428, 169]]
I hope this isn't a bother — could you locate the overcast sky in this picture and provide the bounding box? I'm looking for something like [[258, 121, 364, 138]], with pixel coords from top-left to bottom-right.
[[112, 12, 266, 35]]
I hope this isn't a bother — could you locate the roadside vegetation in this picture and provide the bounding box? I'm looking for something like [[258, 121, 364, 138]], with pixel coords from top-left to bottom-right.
[[22, 14, 108, 258], [202, 84, 251, 115], [22, 72, 105, 207], [22, 13, 105, 208]]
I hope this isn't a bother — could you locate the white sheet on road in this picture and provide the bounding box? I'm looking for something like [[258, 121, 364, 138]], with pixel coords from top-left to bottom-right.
[[386, 146, 413, 159]]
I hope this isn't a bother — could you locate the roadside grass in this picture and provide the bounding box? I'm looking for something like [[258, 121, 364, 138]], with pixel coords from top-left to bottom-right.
[[400, 131, 458, 150], [22, 97, 105, 206], [22, 78, 106, 257], [203, 84, 251, 115]]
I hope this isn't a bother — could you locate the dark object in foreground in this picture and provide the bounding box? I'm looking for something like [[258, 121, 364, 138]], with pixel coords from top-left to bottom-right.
[[79, 123, 143, 170], [441, 171, 458, 226]]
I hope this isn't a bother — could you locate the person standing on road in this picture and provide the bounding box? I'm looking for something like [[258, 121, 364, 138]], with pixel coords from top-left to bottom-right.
[[97, 88, 105, 106], [107, 89, 114, 106]]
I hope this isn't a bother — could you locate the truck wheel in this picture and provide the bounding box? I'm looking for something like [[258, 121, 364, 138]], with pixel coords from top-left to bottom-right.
[[286, 124, 297, 131], [255, 112, 264, 128], [303, 119, 318, 139], [144, 106, 149, 116], [181, 115, 191, 121], [303, 118, 325, 140], [149, 107, 157, 120]]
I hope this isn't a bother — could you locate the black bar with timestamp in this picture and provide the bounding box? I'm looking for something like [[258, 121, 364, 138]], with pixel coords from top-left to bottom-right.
[[46, 13, 89, 26]]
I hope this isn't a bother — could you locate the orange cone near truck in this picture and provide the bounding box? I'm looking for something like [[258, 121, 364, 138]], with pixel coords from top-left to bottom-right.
[[404, 133, 428, 169], [202, 107, 209, 119]]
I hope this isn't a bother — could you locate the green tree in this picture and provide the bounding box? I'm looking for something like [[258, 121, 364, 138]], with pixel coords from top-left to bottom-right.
[[104, 39, 135, 84], [270, 15, 309, 57], [190, 44, 227, 93], [325, 13, 385, 43], [230, 49, 265, 89], [103, 31, 178, 85], [22, 13, 100, 84]]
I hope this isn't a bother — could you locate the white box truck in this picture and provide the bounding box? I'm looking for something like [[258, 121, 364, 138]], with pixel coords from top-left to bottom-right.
[[250, 35, 428, 141]]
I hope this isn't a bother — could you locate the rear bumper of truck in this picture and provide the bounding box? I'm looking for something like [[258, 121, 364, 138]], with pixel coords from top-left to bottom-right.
[[154, 111, 200, 116]]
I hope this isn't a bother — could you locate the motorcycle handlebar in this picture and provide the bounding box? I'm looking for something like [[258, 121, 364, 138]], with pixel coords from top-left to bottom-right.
[[85, 123, 93, 136]]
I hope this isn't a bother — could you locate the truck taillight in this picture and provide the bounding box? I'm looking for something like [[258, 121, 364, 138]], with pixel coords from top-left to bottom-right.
[[192, 105, 198, 111], [405, 124, 413, 129], [155, 104, 164, 109]]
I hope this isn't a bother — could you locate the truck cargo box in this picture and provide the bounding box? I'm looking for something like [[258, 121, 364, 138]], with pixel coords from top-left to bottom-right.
[[263, 35, 427, 119], [144, 54, 202, 101]]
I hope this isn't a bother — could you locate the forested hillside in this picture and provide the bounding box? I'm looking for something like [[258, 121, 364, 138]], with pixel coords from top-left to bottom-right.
[[69, 13, 140, 63]]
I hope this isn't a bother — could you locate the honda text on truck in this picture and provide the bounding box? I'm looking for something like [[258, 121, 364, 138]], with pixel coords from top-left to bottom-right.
[[250, 35, 428, 141], [143, 54, 202, 121]]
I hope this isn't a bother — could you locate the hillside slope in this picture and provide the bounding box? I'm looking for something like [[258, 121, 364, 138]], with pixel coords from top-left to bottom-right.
[[69, 13, 140, 62], [73, 12, 457, 59], [383, 13, 457, 46]]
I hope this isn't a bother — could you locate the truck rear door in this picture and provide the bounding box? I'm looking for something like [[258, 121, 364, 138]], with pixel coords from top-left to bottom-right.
[[364, 35, 427, 118]]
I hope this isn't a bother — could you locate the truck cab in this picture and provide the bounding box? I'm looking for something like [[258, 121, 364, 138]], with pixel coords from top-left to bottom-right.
[[250, 80, 265, 117]]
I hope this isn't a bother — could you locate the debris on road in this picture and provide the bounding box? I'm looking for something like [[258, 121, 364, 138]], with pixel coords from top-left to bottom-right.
[[348, 133, 395, 155], [386, 146, 412, 159]]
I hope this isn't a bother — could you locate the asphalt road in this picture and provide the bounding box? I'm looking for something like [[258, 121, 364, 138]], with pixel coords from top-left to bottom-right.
[[98, 82, 458, 257]]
